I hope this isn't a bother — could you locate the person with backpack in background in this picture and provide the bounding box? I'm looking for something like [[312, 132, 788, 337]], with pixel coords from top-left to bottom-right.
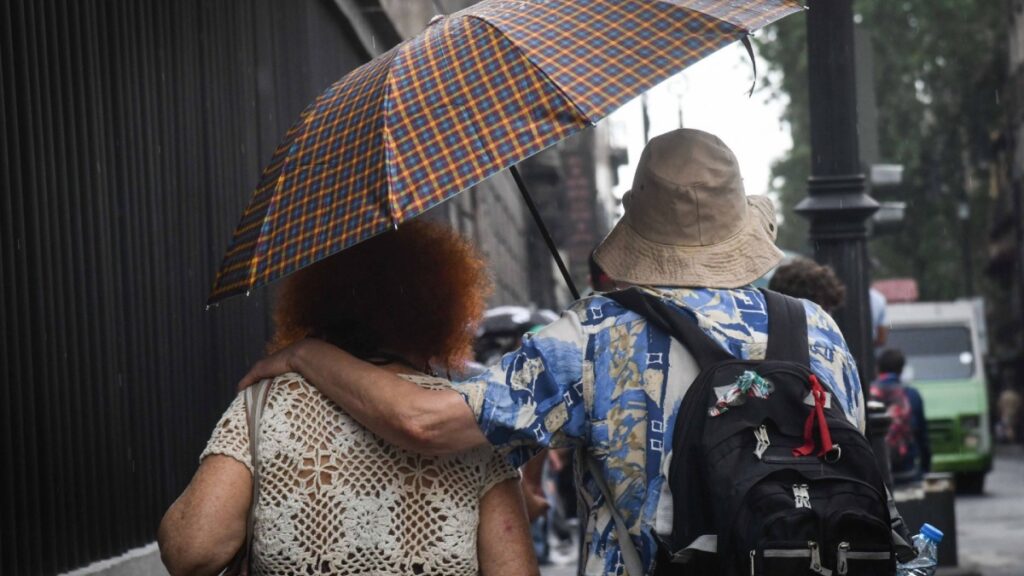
[[238, 129, 876, 575], [873, 349, 931, 483]]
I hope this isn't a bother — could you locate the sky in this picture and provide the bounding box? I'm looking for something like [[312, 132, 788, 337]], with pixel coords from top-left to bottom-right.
[[604, 42, 791, 206]]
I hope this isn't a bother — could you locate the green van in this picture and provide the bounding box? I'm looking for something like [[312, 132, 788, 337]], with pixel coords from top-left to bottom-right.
[[885, 299, 992, 493]]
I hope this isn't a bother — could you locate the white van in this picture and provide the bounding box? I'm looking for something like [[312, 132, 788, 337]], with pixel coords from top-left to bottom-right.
[[885, 299, 992, 493]]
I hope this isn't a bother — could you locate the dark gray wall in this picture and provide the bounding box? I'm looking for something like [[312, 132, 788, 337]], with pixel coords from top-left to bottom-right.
[[0, 1, 387, 573]]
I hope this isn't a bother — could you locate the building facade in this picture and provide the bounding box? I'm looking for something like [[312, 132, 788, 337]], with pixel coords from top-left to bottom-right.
[[988, 0, 1024, 426], [0, 1, 397, 574]]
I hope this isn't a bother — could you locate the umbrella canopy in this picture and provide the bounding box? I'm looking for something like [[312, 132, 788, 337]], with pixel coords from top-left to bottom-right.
[[209, 0, 804, 303], [479, 306, 560, 336], [475, 306, 559, 365]]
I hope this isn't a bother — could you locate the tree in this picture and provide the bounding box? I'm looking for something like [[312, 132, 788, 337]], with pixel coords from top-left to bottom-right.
[[757, 1, 1006, 301]]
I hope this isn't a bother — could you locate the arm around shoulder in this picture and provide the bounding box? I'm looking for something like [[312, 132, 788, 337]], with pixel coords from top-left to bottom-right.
[[279, 339, 487, 455]]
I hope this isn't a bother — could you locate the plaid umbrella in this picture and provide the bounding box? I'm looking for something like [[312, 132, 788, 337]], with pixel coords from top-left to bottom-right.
[[209, 0, 804, 303]]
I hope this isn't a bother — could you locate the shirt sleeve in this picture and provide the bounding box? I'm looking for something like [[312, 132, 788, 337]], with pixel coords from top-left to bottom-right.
[[478, 448, 522, 498], [451, 313, 589, 468], [805, 301, 865, 432], [200, 392, 253, 474]]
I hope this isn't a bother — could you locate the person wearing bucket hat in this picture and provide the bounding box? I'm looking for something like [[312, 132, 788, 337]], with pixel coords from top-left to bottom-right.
[[594, 129, 782, 288], [239, 129, 864, 576]]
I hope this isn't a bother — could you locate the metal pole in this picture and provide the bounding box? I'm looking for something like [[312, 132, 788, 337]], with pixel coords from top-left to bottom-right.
[[509, 165, 581, 300], [796, 0, 879, 385]]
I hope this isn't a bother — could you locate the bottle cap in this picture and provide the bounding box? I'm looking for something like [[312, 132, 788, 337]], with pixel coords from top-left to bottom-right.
[[921, 523, 944, 543]]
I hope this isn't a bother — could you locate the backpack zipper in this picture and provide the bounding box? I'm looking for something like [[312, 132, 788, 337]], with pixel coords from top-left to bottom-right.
[[754, 425, 770, 459], [809, 541, 832, 575], [836, 541, 891, 575], [793, 484, 811, 508], [759, 541, 833, 576]]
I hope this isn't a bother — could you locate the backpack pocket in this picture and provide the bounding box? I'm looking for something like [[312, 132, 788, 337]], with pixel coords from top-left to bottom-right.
[[825, 510, 893, 576], [735, 492, 822, 576]]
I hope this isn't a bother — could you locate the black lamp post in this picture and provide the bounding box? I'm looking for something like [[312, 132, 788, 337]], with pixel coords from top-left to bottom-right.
[[796, 0, 880, 382]]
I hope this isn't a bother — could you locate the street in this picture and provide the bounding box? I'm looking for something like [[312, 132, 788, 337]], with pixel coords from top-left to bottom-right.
[[542, 446, 1024, 576], [954, 445, 1024, 576]]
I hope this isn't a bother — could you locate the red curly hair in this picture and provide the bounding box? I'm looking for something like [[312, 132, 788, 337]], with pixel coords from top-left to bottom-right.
[[269, 220, 492, 371]]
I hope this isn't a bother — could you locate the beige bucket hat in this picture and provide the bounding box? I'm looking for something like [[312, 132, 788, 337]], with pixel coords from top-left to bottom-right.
[[594, 128, 783, 289]]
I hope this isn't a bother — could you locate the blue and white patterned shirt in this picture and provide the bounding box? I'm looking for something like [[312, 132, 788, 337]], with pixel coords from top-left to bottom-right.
[[453, 287, 863, 575]]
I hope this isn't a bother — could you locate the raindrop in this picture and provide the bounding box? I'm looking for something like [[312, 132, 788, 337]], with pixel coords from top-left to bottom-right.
[[246, 290, 252, 297], [205, 305, 211, 312]]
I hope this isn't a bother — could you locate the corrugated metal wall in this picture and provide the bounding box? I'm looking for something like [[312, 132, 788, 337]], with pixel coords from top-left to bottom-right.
[[0, 1, 381, 573]]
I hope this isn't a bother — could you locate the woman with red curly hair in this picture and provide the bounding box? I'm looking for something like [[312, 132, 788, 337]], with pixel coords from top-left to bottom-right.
[[159, 221, 538, 576]]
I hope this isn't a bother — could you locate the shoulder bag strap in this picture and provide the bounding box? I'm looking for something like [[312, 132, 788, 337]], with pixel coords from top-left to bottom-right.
[[241, 380, 271, 569], [761, 289, 810, 367], [586, 458, 646, 576], [606, 288, 733, 370]]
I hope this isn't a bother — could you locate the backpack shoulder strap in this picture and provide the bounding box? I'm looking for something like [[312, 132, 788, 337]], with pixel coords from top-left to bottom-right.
[[587, 458, 646, 576], [761, 289, 810, 367], [240, 379, 271, 567], [606, 288, 733, 370]]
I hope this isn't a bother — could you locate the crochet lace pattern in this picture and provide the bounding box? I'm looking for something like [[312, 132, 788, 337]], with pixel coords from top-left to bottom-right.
[[201, 372, 517, 575]]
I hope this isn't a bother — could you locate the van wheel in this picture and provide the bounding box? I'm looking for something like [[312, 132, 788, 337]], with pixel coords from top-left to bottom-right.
[[956, 472, 985, 494]]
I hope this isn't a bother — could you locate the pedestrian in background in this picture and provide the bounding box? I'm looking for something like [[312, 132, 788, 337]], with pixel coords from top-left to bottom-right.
[[238, 129, 864, 575], [870, 286, 890, 347], [768, 257, 847, 314], [997, 386, 1022, 443], [872, 348, 931, 483], [159, 221, 537, 576]]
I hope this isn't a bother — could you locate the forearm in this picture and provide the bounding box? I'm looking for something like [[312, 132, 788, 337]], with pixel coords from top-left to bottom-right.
[[478, 479, 540, 576], [291, 340, 488, 455]]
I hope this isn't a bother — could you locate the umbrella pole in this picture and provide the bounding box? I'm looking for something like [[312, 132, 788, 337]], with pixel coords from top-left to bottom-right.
[[508, 165, 581, 301]]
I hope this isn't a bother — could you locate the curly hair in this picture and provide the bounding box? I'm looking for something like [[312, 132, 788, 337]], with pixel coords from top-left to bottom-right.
[[768, 257, 847, 313], [269, 220, 493, 371]]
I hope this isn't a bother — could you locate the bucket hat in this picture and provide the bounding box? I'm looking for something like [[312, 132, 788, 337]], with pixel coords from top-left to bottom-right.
[[594, 129, 783, 288]]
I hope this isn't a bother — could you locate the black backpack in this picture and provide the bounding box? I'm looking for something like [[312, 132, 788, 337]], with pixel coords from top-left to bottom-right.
[[607, 288, 895, 576]]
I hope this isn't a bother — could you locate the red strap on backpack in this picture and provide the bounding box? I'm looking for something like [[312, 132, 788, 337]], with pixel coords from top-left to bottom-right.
[[793, 374, 834, 457]]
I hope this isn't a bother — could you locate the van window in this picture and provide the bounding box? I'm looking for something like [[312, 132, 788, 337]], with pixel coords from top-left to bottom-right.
[[886, 326, 974, 380]]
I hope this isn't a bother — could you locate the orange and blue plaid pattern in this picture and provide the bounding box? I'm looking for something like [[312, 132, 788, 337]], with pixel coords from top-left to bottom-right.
[[209, 0, 804, 302]]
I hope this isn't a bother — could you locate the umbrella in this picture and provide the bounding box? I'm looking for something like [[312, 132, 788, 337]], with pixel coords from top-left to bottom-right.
[[208, 0, 804, 304], [475, 306, 560, 365], [480, 306, 560, 336]]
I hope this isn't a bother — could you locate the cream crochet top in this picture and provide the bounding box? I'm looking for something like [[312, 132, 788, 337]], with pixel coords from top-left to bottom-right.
[[201, 372, 517, 576]]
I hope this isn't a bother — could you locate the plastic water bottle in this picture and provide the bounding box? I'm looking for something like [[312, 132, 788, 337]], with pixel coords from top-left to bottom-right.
[[896, 523, 944, 576]]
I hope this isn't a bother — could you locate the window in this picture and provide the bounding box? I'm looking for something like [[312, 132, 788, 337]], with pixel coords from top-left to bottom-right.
[[886, 326, 975, 380]]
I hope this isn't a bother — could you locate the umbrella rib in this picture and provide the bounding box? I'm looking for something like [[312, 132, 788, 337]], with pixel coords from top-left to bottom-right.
[[381, 59, 399, 229]]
